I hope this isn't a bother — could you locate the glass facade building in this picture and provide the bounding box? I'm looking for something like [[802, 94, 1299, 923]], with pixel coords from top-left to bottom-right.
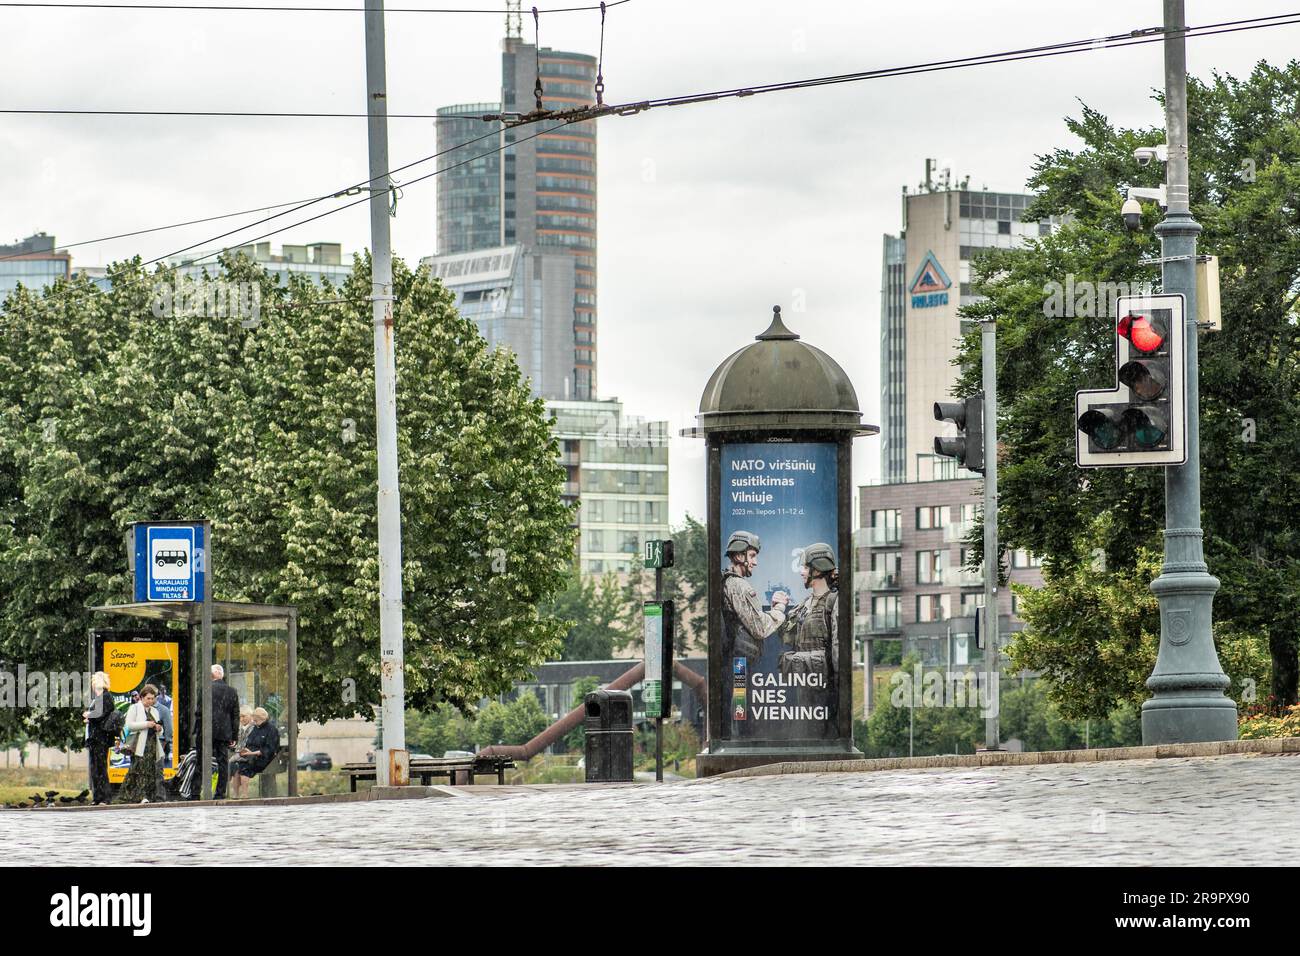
[[435, 103, 504, 256], [439, 40, 599, 400], [0, 233, 71, 301], [423, 244, 577, 401]]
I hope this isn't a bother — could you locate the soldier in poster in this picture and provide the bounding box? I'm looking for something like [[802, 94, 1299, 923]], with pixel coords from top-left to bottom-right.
[[720, 531, 789, 733]]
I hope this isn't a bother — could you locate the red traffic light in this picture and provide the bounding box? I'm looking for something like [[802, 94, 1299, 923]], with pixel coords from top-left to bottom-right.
[[1117, 312, 1166, 353]]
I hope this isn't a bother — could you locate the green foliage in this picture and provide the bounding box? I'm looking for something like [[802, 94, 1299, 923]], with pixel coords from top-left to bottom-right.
[[0, 252, 575, 741], [472, 692, 549, 748], [956, 63, 1300, 709], [404, 705, 477, 757], [618, 513, 708, 653], [633, 719, 699, 771], [543, 572, 628, 661], [564, 675, 601, 752]]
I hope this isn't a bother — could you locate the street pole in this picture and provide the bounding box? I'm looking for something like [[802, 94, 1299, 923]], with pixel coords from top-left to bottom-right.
[[365, 0, 408, 785], [654, 564, 664, 783], [981, 319, 1000, 751], [1141, 0, 1236, 744]]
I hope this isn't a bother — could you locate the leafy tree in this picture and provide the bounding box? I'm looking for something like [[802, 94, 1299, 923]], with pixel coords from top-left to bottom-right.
[[502, 692, 549, 745], [543, 572, 627, 661], [405, 705, 477, 756], [955, 62, 1300, 711], [0, 252, 575, 742], [473, 693, 549, 748]]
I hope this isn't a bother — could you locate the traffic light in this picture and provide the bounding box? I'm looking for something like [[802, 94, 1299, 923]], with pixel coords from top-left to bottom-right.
[[933, 392, 985, 474], [644, 539, 674, 568], [1075, 293, 1186, 467]]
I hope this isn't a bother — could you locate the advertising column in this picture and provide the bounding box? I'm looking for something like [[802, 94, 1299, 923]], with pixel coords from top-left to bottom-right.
[[717, 441, 840, 743]]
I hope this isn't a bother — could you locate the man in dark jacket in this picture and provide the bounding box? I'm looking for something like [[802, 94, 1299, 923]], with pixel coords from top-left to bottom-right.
[[210, 665, 241, 799]]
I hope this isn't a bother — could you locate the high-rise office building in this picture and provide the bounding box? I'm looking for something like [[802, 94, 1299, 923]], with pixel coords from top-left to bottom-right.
[[0, 233, 71, 299], [438, 38, 598, 399], [861, 166, 1057, 678], [880, 172, 1056, 483], [548, 399, 670, 575], [423, 244, 577, 401]]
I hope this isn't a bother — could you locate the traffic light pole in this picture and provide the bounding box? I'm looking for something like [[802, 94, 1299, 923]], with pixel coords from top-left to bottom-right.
[[981, 319, 1000, 751], [1141, 0, 1236, 743]]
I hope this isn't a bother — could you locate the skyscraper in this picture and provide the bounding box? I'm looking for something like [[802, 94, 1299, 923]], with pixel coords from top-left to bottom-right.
[[437, 37, 598, 399], [880, 170, 1054, 483]]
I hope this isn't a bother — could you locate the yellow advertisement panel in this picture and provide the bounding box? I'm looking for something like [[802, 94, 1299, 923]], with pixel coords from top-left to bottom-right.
[[94, 632, 184, 784]]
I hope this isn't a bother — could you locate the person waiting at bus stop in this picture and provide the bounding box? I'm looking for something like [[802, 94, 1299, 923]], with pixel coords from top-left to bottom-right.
[[231, 707, 280, 799], [209, 665, 241, 800]]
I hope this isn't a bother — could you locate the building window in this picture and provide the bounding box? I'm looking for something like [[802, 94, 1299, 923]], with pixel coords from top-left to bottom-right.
[[620, 500, 640, 524], [997, 220, 1011, 235], [585, 499, 604, 522], [586, 529, 606, 552], [916, 549, 946, 585], [1011, 549, 1043, 568], [916, 505, 951, 530], [870, 508, 901, 544], [959, 591, 984, 614], [644, 501, 663, 525], [916, 593, 951, 623], [619, 531, 639, 554]]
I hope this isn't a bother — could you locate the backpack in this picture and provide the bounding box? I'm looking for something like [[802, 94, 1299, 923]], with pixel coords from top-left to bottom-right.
[[103, 707, 125, 741]]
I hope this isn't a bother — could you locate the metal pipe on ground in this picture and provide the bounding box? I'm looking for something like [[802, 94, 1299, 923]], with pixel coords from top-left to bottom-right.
[[478, 661, 704, 761]]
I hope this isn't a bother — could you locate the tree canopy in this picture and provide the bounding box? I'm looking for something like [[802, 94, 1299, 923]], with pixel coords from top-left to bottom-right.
[[955, 61, 1300, 711], [0, 252, 576, 741]]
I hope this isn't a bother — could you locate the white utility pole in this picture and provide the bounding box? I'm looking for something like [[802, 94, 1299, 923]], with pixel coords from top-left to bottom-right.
[[364, 0, 407, 787]]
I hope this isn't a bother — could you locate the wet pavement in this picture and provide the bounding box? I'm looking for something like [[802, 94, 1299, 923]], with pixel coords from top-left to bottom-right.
[[3, 754, 1296, 866]]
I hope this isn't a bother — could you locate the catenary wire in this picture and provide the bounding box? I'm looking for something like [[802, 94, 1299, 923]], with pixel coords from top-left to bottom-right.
[[10, 11, 1297, 269], [150, 119, 573, 271], [0, 0, 629, 13], [6, 12, 1296, 121]]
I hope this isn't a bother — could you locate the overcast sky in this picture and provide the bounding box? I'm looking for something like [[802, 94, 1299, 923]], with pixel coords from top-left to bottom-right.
[[4, 0, 1297, 525]]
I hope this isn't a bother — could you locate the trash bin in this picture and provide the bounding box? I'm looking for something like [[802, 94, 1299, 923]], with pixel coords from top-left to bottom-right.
[[584, 689, 634, 783]]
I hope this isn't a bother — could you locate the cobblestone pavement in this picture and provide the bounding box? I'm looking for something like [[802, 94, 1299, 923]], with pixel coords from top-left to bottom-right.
[[3, 755, 1297, 866]]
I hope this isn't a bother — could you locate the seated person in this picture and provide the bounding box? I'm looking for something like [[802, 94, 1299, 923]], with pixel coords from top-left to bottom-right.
[[230, 707, 280, 799]]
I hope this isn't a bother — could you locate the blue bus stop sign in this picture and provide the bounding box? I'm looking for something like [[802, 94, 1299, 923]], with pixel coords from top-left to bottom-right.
[[132, 522, 206, 602]]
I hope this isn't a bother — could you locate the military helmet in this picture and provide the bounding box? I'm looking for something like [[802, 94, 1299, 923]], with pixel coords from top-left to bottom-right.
[[802, 542, 837, 573], [726, 530, 761, 555]]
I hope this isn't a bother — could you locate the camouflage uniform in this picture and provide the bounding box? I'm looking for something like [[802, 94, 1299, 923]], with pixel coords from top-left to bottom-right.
[[780, 588, 838, 677]]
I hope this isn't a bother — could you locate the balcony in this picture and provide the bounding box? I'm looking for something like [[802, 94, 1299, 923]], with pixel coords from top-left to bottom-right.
[[865, 612, 902, 633], [860, 526, 901, 547], [944, 520, 976, 543], [866, 571, 901, 590], [955, 567, 985, 587]]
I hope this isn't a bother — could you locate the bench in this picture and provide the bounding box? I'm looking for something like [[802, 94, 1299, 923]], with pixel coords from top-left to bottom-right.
[[341, 755, 515, 792]]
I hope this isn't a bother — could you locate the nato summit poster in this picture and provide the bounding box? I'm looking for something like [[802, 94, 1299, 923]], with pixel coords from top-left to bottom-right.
[[717, 441, 840, 742]]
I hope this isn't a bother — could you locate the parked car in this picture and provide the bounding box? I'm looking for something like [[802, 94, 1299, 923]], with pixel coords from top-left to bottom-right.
[[297, 752, 332, 771]]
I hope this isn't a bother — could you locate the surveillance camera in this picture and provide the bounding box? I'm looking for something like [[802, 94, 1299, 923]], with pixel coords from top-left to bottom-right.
[[1121, 197, 1144, 231], [1133, 145, 1168, 167]]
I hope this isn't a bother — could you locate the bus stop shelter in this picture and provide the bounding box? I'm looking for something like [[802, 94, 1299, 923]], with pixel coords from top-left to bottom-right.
[[89, 600, 298, 799]]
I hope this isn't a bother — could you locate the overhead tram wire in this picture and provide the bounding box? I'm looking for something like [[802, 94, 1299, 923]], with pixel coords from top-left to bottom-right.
[[142, 121, 508, 266], [479, 10, 1300, 125], [0, 195, 331, 262], [12, 10, 1296, 273], [12, 11, 1296, 123], [145, 119, 576, 271], [0, 0, 629, 12]]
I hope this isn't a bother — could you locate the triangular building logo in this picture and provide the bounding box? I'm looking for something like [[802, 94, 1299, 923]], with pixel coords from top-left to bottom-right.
[[909, 251, 951, 295]]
